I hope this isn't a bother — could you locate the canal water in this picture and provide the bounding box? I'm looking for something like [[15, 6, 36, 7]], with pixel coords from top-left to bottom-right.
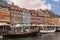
[[1, 32, 60, 40]]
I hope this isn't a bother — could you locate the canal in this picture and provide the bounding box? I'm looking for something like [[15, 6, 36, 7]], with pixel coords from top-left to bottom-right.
[[1, 32, 60, 40]]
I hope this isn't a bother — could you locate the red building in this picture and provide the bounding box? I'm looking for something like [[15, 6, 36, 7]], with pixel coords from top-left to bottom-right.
[[29, 10, 38, 24]]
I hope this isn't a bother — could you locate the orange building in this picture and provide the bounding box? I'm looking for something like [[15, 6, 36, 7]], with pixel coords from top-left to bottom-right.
[[0, 0, 10, 24], [0, 8, 10, 24]]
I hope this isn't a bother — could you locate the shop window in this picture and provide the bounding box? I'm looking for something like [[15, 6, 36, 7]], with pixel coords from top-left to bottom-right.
[[11, 7, 14, 9]]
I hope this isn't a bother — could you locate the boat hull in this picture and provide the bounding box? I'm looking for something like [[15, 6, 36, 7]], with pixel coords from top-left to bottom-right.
[[4, 31, 37, 37], [56, 27, 60, 32], [40, 30, 56, 33]]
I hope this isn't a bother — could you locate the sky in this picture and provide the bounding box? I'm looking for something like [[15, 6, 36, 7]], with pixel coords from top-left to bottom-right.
[[5, 0, 60, 15]]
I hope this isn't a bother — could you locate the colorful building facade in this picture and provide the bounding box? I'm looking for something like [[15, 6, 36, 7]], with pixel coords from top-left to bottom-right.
[[0, 8, 10, 24], [9, 3, 22, 26], [0, 0, 10, 24], [57, 16, 60, 25], [0, 0, 59, 26], [29, 10, 38, 24], [21, 11, 31, 24], [44, 17, 58, 25]]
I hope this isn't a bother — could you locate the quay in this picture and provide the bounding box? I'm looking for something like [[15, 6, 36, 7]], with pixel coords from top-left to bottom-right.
[[0, 23, 59, 37]]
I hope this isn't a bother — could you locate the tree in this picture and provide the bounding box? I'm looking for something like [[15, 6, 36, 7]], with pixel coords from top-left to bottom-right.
[[46, 10, 58, 18]]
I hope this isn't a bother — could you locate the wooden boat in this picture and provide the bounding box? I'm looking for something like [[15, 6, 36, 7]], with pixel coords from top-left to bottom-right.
[[7, 24, 39, 36]]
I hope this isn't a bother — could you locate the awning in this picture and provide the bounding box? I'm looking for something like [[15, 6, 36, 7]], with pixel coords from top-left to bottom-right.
[[0, 23, 10, 26]]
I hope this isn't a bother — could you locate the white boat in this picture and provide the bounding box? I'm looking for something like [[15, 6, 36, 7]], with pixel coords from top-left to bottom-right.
[[40, 29, 56, 33], [39, 25, 56, 33]]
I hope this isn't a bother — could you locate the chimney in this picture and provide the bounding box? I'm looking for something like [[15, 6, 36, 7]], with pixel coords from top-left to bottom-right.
[[12, 2, 14, 5]]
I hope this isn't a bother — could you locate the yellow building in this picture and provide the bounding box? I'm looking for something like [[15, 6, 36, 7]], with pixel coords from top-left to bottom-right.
[[57, 17, 60, 26], [45, 17, 58, 25]]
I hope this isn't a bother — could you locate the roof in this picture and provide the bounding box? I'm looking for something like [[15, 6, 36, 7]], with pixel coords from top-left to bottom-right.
[[0, 23, 10, 26], [9, 4, 20, 10], [0, 1, 9, 7]]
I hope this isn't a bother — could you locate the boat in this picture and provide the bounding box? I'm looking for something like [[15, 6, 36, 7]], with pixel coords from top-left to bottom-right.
[[0, 23, 10, 36], [7, 24, 39, 36], [56, 26, 60, 32], [39, 25, 56, 33]]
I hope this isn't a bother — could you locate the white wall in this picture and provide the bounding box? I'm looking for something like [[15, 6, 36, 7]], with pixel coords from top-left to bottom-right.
[[58, 18, 60, 25]]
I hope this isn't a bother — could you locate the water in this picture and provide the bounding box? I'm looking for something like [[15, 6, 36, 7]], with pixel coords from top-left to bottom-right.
[[1, 32, 60, 40]]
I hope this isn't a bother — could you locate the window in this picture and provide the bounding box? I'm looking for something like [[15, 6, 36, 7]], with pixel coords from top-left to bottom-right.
[[31, 13, 37, 16], [11, 10, 14, 13], [38, 17, 44, 24], [0, 7, 2, 9], [15, 7, 17, 10], [13, 11, 16, 14], [17, 11, 19, 13], [11, 7, 14, 9], [38, 13, 44, 17]]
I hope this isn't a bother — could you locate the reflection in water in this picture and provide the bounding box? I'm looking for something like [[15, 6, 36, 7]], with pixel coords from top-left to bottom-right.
[[2, 32, 60, 40]]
